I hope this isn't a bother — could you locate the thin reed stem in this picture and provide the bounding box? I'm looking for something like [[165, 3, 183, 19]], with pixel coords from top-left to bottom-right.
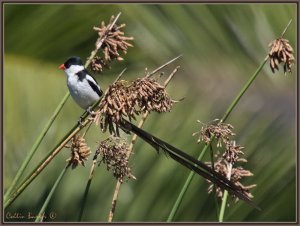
[[209, 144, 220, 218], [280, 19, 292, 38], [4, 92, 69, 202], [78, 154, 98, 221], [167, 57, 268, 221], [108, 65, 181, 222], [221, 58, 268, 122], [4, 119, 91, 209], [146, 55, 182, 78], [218, 163, 232, 222], [35, 166, 68, 222], [107, 112, 148, 222], [4, 13, 123, 209], [216, 20, 292, 221], [78, 68, 127, 221]]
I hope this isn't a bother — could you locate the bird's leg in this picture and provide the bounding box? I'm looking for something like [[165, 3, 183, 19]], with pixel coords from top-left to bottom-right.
[[77, 106, 97, 126], [77, 115, 85, 127], [77, 108, 90, 126], [86, 106, 96, 116], [86, 106, 97, 121]]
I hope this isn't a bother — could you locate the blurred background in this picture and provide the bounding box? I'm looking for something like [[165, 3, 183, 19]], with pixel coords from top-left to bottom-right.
[[4, 3, 297, 222]]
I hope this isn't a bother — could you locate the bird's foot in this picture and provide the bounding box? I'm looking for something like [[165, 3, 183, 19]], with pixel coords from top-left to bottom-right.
[[87, 106, 96, 117], [77, 107, 97, 126], [77, 116, 85, 127]]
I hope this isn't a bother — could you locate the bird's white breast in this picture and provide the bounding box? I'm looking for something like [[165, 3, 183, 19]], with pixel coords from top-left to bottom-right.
[[67, 75, 100, 109]]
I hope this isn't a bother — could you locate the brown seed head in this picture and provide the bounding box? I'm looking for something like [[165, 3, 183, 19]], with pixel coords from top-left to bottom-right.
[[131, 78, 173, 113], [90, 56, 110, 73], [268, 38, 294, 75], [193, 120, 235, 147], [96, 80, 137, 136], [98, 136, 135, 183], [206, 153, 255, 203], [222, 141, 244, 164], [94, 15, 134, 62], [66, 135, 91, 169], [95, 77, 173, 136]]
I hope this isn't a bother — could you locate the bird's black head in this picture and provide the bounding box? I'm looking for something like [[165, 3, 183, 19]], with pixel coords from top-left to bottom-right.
[[63, 56, 83, 69]]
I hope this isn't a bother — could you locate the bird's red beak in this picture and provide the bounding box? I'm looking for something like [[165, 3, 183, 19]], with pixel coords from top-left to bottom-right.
[[59, 64, 65, 70]]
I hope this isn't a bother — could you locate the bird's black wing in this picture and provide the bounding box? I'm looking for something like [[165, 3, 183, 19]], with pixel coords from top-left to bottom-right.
[[120, 119, 260, 210], [85, 73, 103, 97]]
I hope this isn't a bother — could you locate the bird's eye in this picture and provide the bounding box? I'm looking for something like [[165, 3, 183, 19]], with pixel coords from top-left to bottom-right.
[[64, 62, 70, 69]]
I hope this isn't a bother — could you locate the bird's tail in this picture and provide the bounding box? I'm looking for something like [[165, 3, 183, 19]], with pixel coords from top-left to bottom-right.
[[120, 119, 260, 210]]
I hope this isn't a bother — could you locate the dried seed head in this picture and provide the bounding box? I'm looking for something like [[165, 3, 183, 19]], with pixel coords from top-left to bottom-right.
[[98, 136, 135, 183], [90, 56, 110, 73], [268, 38, 294, 75], [196, 119, 256, 203], [231, 167, 254, 181], [207, 160, 228, 198], [222, 141, 244, 164], [95, 77, 173, 136], [66, 135, 91, 169], [206, 151, 255, 203], [94, 16, 134, 62], [96, 80, 135, 136], [193, 120, 235, 147], [131, 78, 173, 113]]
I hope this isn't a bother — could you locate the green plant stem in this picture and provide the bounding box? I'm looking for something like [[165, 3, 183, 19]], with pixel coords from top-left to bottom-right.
[[216, 58, 267, 221], [221, 57, 268, 122], [167, 57, 268, 222], [4, 92, 70, 203], [77, 68, 127, 222], [218, 163, 232, 222], [209, 144, 220, 218], [35, 166, 68, 222], [108, 66, 180, 222], [78, 176, 93, 221], [78, 154, 99, 222], [4, 116, 92, 209], [167, 145, 208, 222], [4, 12, 123, 209], [78, 179, 92, 222], [218, 190, 228, 222]]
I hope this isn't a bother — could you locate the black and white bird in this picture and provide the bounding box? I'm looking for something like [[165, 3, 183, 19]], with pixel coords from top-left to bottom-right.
[[59, 56, 103, 110], [59, 56, 259, 210]]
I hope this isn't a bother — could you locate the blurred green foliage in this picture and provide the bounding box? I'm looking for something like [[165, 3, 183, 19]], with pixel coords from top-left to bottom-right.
[[4, 3, 296, 222]]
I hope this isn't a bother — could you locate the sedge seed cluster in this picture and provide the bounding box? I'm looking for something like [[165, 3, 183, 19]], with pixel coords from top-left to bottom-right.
[[90, 15, 134, 73], [95, 77, 173, 136], [268, 38, 294, 74]]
